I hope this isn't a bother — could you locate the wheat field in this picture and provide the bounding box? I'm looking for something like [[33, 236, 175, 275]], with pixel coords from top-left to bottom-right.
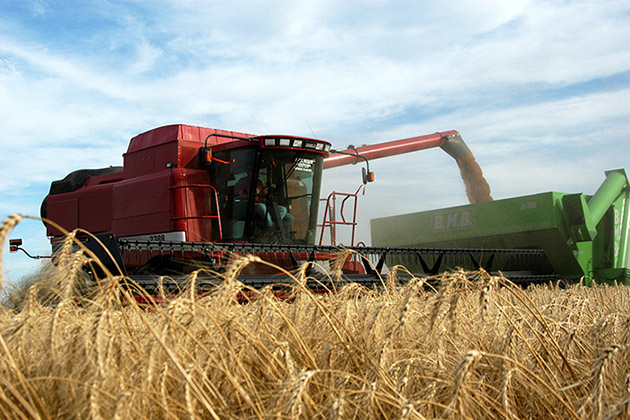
[[1, 215, 630, 419]]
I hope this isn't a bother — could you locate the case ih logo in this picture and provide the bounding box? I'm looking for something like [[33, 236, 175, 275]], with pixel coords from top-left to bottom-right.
[[433, 210, 474, 231]]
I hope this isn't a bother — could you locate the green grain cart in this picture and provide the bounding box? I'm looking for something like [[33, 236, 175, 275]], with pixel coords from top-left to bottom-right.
[[371, 169, 630, 284]]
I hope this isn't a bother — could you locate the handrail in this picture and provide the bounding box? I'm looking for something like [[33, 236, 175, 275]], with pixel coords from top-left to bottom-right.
[[318, 185, 365, 246], [169, 184, 223, 241]]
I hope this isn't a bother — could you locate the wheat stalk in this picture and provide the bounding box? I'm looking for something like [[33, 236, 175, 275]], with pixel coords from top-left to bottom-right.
[[501, 368, 516, 420], [283, 369, 318, 417], [0, 214, 24, 288], [450, 350, 482, 418], [590, 344, 620, 418], [2, 259, 630, 419]]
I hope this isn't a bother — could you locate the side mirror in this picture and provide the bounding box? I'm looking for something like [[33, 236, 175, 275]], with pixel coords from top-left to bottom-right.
[[199, 147, 213, 167]]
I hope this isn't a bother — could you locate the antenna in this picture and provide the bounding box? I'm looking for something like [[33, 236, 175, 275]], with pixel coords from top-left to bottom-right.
[[305, 120, 317, 138]]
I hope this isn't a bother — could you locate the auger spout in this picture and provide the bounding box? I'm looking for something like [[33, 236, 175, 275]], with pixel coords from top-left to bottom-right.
[[324, 130, 493, 203]]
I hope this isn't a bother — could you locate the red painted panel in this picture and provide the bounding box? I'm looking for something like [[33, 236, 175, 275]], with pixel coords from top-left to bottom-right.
[[170, 168, 216, 242], [78, 188, 114, 233], [126, 124, 180, 153], [111, 171, 172, 237], [123, 142, 178, 178], [127, 124, 254, 154], [45, 196, 78, 236], [83, 171, 124, 187], [178, 141, 203, 169]]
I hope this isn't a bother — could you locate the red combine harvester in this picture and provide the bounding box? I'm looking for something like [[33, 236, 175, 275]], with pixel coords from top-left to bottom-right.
[[38, 124, 553, 291]]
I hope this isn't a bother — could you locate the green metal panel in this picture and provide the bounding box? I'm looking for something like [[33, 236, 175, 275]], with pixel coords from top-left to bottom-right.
[[591, 187, 630, 283], [371, 170, 630, 284], [589, 170, 628, 225], [372, 192, 582, 278]]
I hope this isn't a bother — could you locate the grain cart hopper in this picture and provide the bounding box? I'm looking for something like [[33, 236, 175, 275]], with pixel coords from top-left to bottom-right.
[[371, 169, 630, 285], [26, 124, 547, 292]]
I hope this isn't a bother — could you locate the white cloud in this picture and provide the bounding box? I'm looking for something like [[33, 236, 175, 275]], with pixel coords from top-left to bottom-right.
[[3, 0, 629, 144]]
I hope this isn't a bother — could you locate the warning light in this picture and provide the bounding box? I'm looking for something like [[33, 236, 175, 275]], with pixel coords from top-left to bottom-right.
[[9, 238, 22, 253], [362, 168, 375, 184]]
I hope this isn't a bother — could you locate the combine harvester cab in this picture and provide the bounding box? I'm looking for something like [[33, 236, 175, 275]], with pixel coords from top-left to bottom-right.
[[371, 169, 630, 285]]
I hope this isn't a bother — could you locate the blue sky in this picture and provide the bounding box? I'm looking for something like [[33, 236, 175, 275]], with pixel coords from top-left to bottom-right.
[[2, 0, 630, 282]]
